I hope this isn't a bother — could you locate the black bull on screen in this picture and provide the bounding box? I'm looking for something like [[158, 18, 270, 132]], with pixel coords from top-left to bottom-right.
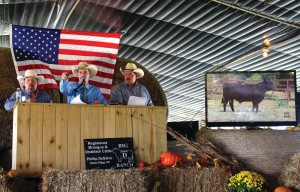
[[221, 80, 275, 112]]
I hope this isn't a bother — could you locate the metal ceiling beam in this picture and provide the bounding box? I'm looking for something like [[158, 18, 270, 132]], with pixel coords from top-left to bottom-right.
[[212, 0, 300, 29]]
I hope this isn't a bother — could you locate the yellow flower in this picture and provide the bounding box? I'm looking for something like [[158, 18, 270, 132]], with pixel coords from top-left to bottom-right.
[[213, 158, 219, 167], [227, 171, 266, 191], [195, 162, 201, 168], [186, 154, 193, 161]]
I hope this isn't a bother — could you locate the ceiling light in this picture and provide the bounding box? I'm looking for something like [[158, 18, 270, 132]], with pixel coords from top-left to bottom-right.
[[262, 35, 271, 58], [263, 38, 271, 47], [262, 46, 269, 57]]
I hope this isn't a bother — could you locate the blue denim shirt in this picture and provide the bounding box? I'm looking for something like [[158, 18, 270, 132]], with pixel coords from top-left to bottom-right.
[[4, 89, 53, 112], [60, 79, 108, 104]]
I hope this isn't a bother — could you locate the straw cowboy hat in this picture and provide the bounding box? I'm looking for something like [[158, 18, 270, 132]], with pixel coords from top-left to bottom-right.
[[17, 69, 44, 83], [120, 63, 144, 79], [72, 62, 98, 78]]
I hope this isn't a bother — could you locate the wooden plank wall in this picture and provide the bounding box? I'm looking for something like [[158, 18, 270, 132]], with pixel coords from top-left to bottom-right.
[[12, 103, 167, 177]]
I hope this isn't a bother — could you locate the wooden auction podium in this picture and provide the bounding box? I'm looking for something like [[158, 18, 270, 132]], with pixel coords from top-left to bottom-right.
[[12, 103, 167, 177]]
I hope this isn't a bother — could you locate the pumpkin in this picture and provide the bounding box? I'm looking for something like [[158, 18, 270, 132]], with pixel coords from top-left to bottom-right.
[[7, 169, 17, 178], [274, 186, 292, 192], [160, 152, 184, 167]]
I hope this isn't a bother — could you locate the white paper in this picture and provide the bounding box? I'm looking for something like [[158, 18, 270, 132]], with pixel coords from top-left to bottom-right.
[[21, 96, 26, 102], [70, 95, 86, 104], [127, 96, 147, 106]]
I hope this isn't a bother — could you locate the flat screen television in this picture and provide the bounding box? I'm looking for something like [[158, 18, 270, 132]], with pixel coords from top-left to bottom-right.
[[205, 70, 298, 127]]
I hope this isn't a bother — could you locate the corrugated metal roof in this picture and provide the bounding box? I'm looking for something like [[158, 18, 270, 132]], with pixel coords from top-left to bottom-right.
[[0, 0, 299, 122]]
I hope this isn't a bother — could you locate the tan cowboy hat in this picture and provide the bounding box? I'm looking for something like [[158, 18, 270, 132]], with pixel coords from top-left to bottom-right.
[[17, 69, 44, 83], [120, 63, 144, 79], [72, 62, 98, 78]]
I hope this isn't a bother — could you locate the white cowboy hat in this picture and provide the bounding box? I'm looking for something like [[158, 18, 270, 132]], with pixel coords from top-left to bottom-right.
[[72, 62, 98, 78], [120, 63, 144, 79], [17, 69, 44, 83]]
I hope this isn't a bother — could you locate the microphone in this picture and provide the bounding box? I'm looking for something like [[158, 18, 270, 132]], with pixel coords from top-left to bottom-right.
[[82, 78, 86, 84]]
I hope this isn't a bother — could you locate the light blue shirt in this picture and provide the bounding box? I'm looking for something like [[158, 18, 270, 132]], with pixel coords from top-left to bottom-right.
[[59, 79, 107, 104], [4, 89, 53, 112], [110, 81, 153, 106]]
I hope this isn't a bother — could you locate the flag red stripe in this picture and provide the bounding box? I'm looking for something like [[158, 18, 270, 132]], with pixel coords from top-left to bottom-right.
[[60, 39, 120, 49], [41, 74, 57, 79], [49, 68, 72, 75], [96, 72, 114, 79], [18, 64, 50, 71], [103, 95, 109, 99], [86, 60, 116, 69], [61, 29, 121, 38], [89, 80, 113, 89], [59, 49, 117, 58]]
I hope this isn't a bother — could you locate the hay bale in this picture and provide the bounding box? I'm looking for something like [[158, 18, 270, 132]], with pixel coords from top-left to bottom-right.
[[41, 168, 156, 192], [0, 48, 17, 151], [41, 167, 229, 192], [0, 174, 36, 192], [0, 48, 20, 108], [279, 152, 300, 190], [197, 128, 300, 190], [157, 167, 229, 192], [0, 109, 13, 150]]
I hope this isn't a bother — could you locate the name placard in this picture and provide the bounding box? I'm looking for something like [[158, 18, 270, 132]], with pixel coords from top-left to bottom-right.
[[84, 137, 135, 170]]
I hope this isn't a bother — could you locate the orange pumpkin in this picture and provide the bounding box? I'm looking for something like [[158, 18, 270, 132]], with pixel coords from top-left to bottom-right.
[[7, 169, 17, 178], [274, 186, 292, 192], [160, 152, 184, 167]]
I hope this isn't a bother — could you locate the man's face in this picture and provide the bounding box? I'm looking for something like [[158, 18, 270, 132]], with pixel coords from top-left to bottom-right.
[[77, 69, 89, 80], [124, 71, 137, 85], [24, 78, 38, 92]]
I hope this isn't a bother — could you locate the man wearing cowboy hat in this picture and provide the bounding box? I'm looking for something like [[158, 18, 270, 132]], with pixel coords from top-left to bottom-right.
[[60, 62, 107, 104], [4, 69, 53, 112], [110, 63, 153, 106]]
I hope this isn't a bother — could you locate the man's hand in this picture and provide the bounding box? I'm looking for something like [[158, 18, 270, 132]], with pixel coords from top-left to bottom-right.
[[26, 98, 36, 103], [61, 72, 68, 80], [93, 99, 101, 104]]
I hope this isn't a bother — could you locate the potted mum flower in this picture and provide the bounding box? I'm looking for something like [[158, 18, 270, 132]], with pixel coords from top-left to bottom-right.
[[228, 170, 267, 192]]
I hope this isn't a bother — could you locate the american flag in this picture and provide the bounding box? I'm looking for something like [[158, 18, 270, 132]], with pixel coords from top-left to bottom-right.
[[10, 25, 121, 99]]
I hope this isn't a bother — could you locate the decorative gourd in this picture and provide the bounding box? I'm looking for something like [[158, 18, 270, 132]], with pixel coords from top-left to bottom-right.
[[274, 186, 292, 192], [160, 152, 183, 167]]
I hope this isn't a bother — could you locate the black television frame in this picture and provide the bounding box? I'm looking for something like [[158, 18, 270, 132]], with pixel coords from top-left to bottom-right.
[[205, 70, 298, 127]]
